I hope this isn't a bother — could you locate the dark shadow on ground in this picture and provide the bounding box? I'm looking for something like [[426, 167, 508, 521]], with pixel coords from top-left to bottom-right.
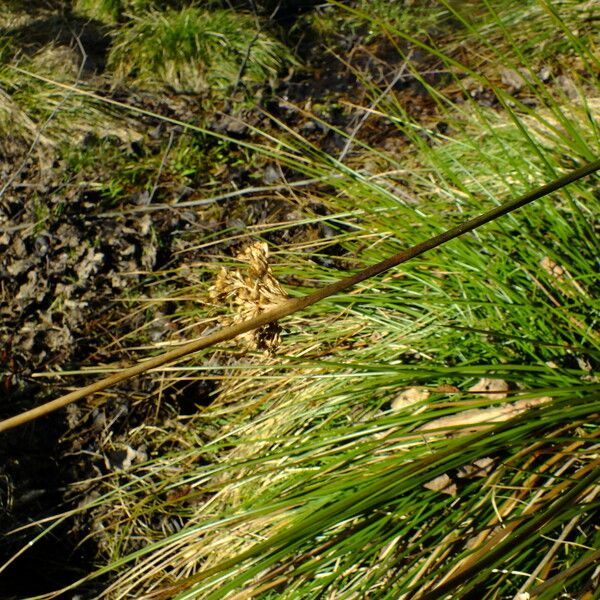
[[1, 11, 110, 74], [0, 410, 106, 599]]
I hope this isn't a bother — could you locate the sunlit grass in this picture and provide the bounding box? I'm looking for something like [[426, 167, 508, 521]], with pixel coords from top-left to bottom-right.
[[0, 48, 140, 152], [2, 1, 599, 599], [108, 7, 294, 95], [74, 0, 157, 23]]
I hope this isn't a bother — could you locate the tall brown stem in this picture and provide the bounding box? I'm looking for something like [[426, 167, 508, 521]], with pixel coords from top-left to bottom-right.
[[1, 158, 598, 434]]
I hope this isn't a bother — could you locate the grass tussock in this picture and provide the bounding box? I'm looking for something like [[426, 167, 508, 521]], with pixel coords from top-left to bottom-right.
[[2, 1, 599, 599], [74, 0, 158, 23], [0, 50, 141, 154], [108, 8, 293, 94]]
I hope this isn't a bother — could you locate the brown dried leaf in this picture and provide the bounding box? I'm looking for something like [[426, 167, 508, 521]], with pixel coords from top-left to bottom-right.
[[540, 256, 587, 298], [104, 445, 148, 471], [468, 378, 509, 400], [75, 248, 105, 281], [457, 457, 495, 479], [391, 387, 430, 412], [424, 473, 457, 496], [418, 396, 551, 433]]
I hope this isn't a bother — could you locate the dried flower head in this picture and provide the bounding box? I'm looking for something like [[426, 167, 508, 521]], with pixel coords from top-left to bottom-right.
[[209, 241, 288, 352]]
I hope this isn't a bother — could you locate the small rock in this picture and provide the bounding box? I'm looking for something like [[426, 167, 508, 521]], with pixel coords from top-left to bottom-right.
[[500, 67, 526, 92], [538, 65, 552, 82], [263, 165, 281, 184], [556, 74, 578, 99]]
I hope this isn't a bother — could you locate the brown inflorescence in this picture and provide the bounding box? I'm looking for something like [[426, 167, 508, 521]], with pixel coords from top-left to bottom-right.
[[209, 241, 289, 353]]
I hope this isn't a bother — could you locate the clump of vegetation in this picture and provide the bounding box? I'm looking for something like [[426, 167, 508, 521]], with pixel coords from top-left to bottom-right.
[[1, 0, 598, 599], [108, 7, 293, 94], [74, 0, 167, 22], [0, 53, 140, 158], [66, 1, 596, 597]]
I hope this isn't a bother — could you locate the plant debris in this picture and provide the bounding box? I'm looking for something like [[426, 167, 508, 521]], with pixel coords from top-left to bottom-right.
[[418, 396, 552, 434], [467, 377, 509, 400], [209, 241, 289, 353]]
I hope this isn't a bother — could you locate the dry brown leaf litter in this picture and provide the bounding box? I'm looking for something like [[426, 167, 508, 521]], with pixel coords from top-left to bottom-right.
[[419, 394, 551, 433], [540, 256, 588, 298], [391, 387, 431, 412], [467, 377, 509, 400], [421, 379, 551, 496]]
